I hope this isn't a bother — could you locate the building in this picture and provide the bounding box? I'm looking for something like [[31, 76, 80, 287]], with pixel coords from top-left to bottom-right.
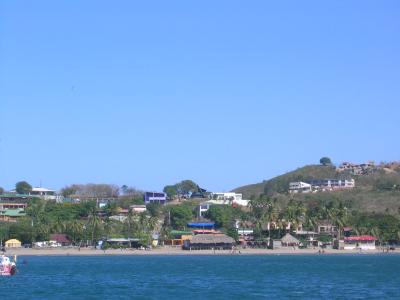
[[187, 222, 215, 230], [5, 239, 21, 248], [337, 161, 376, 175], [197, 202, 212, 218], [129, 205, 147, 213], [144, 192, 167, 205], [0, 195, 28, 222], [308, 179, 355, 191], [280, 233, 301, 247], [165, 230, 193, 246], [343, 235, 376, 250], [289, 182, 312, 193], [237, 228, 254, 246], [49, 234, 72, 246], [317, 222, 338, 235], [29, 187, 60, 201], [209, 192, 250, 206], [183, 234, 235, 250]]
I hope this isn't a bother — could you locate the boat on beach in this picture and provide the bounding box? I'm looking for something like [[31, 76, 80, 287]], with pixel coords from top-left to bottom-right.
[[0, 254, 17, 276]]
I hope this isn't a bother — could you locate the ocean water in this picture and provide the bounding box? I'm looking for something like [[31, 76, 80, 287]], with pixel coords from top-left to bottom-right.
[[2, 254, 400, 299]]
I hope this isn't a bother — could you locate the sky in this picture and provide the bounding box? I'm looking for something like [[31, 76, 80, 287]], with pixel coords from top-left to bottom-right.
[[0, 1, 399, 193]]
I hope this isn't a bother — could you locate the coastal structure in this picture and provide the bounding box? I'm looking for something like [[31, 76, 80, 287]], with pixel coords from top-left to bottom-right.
[[5, 239, 21, 248], [280, 233, 300, 247], [343, 235, 376, 250], [184, 234, 235, 250]]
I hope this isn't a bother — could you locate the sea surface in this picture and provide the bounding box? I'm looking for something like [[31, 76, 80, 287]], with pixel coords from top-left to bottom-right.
[[2, 254, 400, 299]]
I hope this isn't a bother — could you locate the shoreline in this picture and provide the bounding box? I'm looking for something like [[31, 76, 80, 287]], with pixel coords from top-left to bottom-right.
[[4, 247, 400, 257]]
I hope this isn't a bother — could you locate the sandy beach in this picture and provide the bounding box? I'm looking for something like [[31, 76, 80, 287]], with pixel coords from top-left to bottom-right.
[[4, 246, 399, 256]]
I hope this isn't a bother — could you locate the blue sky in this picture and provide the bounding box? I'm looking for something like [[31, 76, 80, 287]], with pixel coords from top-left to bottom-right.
[[1, 1, 399, 192]]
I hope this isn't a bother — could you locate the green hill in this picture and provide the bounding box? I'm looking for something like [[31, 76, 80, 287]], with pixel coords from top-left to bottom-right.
[[233, 164, 400, 215]]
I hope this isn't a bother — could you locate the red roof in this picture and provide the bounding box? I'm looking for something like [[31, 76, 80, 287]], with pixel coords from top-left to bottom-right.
[[344, 235, 376, 242], [50, 234, 71, 244]]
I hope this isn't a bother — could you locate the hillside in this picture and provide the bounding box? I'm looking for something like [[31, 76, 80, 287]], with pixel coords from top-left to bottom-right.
[[233, 164, 400, 215]]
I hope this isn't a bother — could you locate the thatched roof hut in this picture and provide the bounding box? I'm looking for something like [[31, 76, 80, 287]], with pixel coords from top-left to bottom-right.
[[281, 233, 300, 246], [186, 234, 235, 250]]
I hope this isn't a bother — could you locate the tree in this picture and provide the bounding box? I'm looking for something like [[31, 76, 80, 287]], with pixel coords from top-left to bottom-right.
[[163, 180, 200, 198], [163, 185, 177, 198], [169, 205, 193, 229], [319, 157, 332, 166], [0, 187, 4, 194], [87, 205, 102, 247], [249, 196, 276, 238], [16, 181, 32, 194]]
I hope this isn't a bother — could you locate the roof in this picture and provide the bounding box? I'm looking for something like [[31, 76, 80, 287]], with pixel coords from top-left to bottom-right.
[[5, 239, 21, 244], [344, 235, 376, 242], [50, 234, 71, 244], [190, 234, 235, 245], [170, 230, 193, 236], [32, 187, 55, 192], [0, 209, 26, 217], [281, 233, 300, 244], [106, 238, 140, 242], [193, 229, 221, 234], [187, 222, 215, 228]]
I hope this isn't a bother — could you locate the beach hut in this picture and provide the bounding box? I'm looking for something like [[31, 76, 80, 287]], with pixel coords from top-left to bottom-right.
[[186, 234, 235, 250], [50, 234, 72, 246], [281, 233, 300, 247], [344, 235, 376, 250], [5, 239, 21, 248]]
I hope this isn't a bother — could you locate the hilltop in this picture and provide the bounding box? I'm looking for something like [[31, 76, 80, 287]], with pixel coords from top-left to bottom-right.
[[233, 163, 400, 215]]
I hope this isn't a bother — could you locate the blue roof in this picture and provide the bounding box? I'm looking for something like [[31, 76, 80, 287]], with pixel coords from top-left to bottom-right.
[[187, 222, 215, 228]]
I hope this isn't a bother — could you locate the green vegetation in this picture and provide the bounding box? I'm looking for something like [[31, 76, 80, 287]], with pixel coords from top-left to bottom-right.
[[234, 164, 400, 216], [15, 181, 32, 194], [319, 157, 332, 166], [163, 180, 199, 197]]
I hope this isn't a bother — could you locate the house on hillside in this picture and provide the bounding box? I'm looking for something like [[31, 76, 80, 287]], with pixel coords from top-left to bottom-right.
[[29, 187, 62, 202], [144, 192, 167, 205], [289, 182, 312, 193], [308, 179, 355, 191], [208, 192, 250, 206]]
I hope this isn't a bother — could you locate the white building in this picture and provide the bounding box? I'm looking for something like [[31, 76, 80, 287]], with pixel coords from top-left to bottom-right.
[[289, 182, 312, 193], [309, 179, 355, 190], [343, 235, 376, 250], [209, 192, 250, 206], [29, 187, 61, 202], [129, 205, 147, 213]]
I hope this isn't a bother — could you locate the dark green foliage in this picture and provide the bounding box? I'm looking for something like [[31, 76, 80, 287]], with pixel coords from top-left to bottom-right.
[[320, 157, 332, 166], [0, 187, 4, 194], [15, 181, 32, 194], [168, 204, 194, 229], [163, 180, 200, 197], [350, 212, 400, 242]]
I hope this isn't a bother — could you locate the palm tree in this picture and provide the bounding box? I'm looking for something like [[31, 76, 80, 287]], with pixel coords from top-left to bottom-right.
[[249, 195, 276, 242], [87, 206, 102, 247], [68, 219, 84, 245], [327, 203, 348, 240]]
